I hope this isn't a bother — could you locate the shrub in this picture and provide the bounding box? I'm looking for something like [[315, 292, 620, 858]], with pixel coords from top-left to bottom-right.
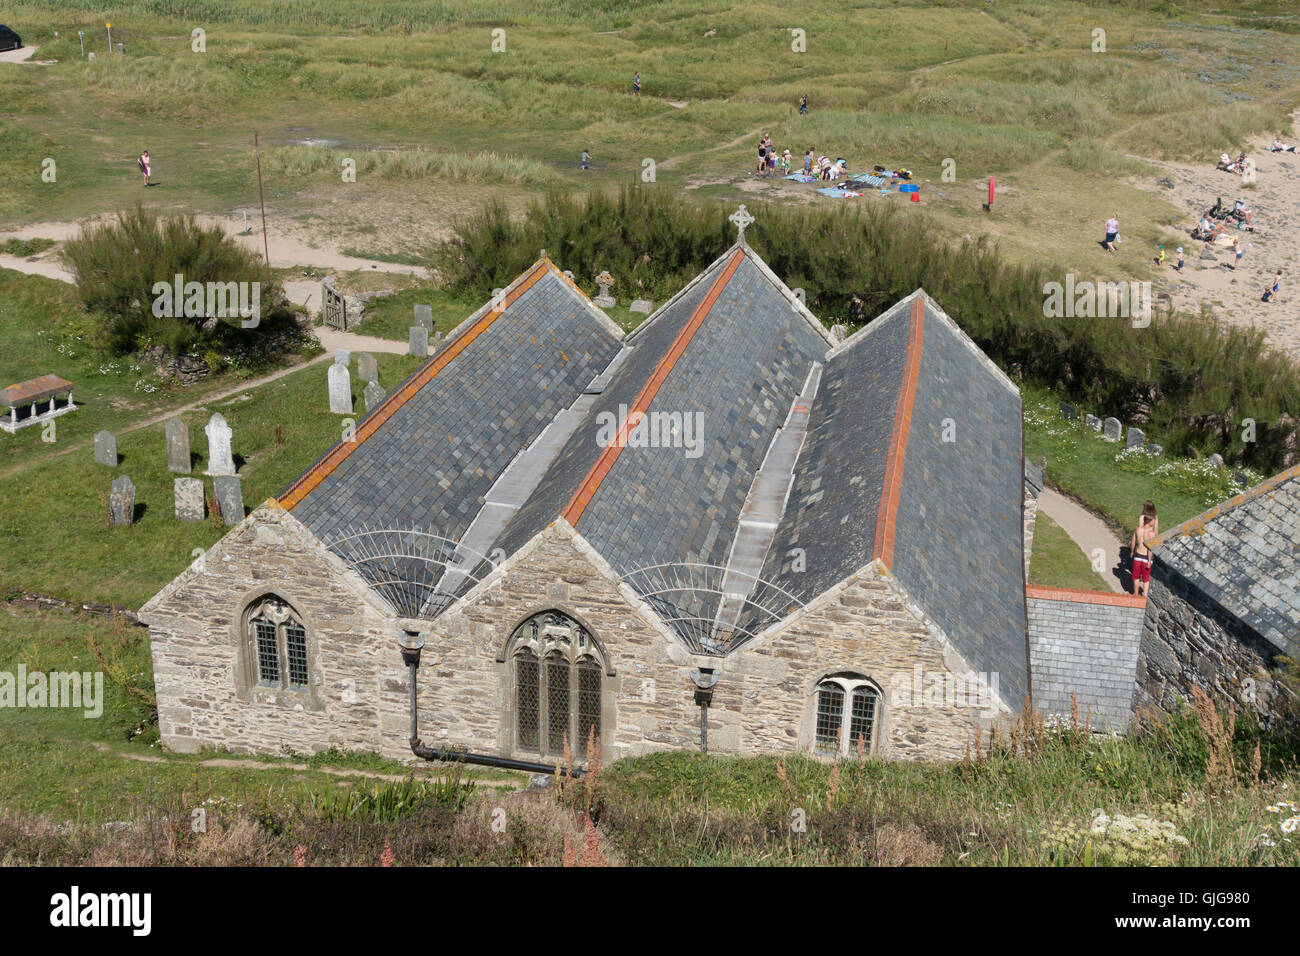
[[61, 205, 284, 357], [431, 186, 1299, 470]]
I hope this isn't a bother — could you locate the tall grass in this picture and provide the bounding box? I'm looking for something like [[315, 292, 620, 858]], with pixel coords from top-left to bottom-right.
[[433, 186, 1300, 469], [264, 145, 566, 186]]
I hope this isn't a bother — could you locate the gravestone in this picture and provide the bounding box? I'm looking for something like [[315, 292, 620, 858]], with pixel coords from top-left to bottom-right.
[[165, 416, 190, 473], [408, 325, 428, 357], [357, 352, 378, 384], [204, 413, 236, 476], [413, 304, 433, 330], [629, 299, 655, 315], [108, 475, 135, 526], [93, 430, 117, 466], [363, 380, 386, 412], [1208, 452, 1225, 470], [829, 324, 847, 345], [173, 477, 205, 521], [1058, 402, 1077, 421], [1103, 417, 1122, 442], [1085, 414, 1102, 431], [1233, 470, 1252, 489], [213, 475, 245, 523], [593, 271, 616, 309], [1144, 443, 1164, 457], [432, 331, 444, 349], [328, 363, 353, 414], [1126, 426, 1145, 449], [334, 349, 351, 368]]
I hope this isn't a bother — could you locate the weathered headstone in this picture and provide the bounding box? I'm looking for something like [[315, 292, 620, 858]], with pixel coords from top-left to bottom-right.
[[1208, 452, 1225, 470], [1058, 402, 1077, 421], [334, 348, 351, 367], [213, 475, 244, 523], [357, 352, 378, 384], [93, 430, 117, 466], [173, 477, 205, 521], [408, 325, 428, 357], [432, 331, 444, 349], [1085, 413, 1102, 431], [413, 304, 433, 330], [829, 324, 848, 345], [1126, 426, 1145, 449], [1103, 417, 1122, 442], [108, 475, 135, 526], [328, 363, 353, 414], [629, 299, 655, 315], [204, 413, 236, 476], [1144, 443, 1164, 457], [165, 416, 190, 473], [363, 380, 386, 412], [593, 271, 616, 309]]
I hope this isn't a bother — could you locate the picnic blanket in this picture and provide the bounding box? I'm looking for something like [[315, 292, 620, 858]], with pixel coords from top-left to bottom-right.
[[843, 175, 886, 189], [817, 187, 862, 198], [784, 172, 819, 183]]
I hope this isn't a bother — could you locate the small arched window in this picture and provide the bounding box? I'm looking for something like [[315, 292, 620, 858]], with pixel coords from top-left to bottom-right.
[[508, 611, 605, 760], [812, 673, 880, 756], [245, 597, 310, 691]]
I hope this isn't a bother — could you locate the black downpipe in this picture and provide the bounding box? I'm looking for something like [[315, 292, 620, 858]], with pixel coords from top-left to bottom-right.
[[404, 648, 585, 778]]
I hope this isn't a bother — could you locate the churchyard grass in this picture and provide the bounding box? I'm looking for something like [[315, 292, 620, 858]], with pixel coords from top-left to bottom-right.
[[1021, 383, 1265, 541], [0, 349, 424, 609], [1026, 513, 1110, 591]]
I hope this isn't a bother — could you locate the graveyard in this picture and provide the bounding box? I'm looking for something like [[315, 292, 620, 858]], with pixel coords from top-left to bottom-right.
[[0, 0, 1297, 875]]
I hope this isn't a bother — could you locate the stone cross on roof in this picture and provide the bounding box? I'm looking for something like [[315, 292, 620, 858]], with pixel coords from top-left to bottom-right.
[[729, 204, 755, 242]]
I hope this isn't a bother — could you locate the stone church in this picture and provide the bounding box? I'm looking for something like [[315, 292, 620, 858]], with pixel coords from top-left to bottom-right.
[[142, 228, 1040, 764]]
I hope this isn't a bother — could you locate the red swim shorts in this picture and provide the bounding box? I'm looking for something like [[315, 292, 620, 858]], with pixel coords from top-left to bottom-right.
[[1132, 555, 1151, 584]]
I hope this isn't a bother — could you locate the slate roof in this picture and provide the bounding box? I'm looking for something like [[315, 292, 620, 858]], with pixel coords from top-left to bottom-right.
[[1151, 466, 1300, 658], [273, 244, 1029, 694], [751, 293, 1029, 704], [278, 262, 622, 608], [1, 374, 74, 406]]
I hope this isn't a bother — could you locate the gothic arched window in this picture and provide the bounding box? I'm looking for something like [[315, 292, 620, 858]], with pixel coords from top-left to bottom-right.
[[245, 597, 311, 691], [508, 611, 605, 760]]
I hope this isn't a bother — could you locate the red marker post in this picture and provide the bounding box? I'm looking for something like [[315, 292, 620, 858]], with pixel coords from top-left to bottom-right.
[[986, 176, 995, 212]]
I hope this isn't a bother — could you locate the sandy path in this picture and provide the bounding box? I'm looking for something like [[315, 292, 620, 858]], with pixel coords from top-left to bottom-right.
[[0, 214, 428, 276], [0, 46, 47, 65], [1036, 487, 1125, 593]]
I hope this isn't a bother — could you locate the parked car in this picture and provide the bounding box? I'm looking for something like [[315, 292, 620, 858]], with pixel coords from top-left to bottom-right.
[[0, 26, 22, 52]]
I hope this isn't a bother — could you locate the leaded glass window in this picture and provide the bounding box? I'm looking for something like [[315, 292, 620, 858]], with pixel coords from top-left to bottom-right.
[[508, 611, 607, 761], [246, 598, 310, 693]]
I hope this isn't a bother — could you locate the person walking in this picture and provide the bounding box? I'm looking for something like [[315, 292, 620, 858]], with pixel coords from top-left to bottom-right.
[[581, 149, 589, 171], [799, 93, 807, 115], [632, 72, 640, 96], [1175, 247, 1184, 272], [1130, 501, 1159, 598], [138, 150, 152, 186], [1231, 238, 1243, 270], [1103, 214, 1119, 252]]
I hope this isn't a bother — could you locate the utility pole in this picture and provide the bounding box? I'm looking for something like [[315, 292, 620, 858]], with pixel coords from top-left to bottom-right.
[[253, 130, 270, 265]]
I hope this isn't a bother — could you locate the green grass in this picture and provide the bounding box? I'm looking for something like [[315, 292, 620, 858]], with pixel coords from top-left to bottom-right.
[[0, 238, 56, 257], [1022, 382, 1264, 540], [1028, 512, 1111, 590], [0, 347, 423, 609]]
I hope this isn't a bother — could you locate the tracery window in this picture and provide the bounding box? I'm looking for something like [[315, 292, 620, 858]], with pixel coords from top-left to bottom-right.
[[509, 611, 604, 760]]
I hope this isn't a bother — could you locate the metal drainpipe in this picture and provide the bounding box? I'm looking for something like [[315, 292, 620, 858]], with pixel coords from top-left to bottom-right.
[[401, 634, 585, 778], [691, 667, 719, 754]]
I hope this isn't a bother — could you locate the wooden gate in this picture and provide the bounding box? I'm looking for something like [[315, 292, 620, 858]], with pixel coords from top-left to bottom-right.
[[323, 282, 346, 330]]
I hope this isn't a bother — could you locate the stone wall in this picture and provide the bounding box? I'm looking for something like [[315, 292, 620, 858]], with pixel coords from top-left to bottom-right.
[[1022, 491, 1038, 577], [141, 504, 396, 755], [1026, 587, 1146, 731], [144, 509, 1003, 763], [1136, 565, 1295, 726]]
